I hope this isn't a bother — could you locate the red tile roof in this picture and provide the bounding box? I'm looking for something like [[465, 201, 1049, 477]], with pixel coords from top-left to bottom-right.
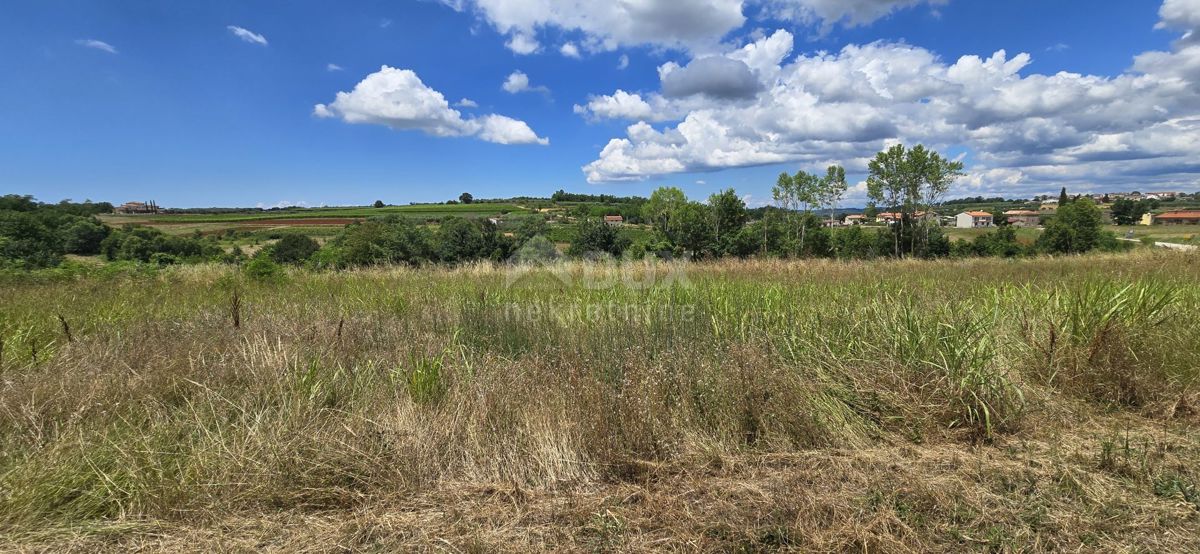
[[964, 211, 992, 217]]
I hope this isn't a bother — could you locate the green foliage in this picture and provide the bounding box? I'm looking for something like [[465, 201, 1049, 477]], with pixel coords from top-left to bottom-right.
[[641, 186, 687, 238], [100, 226, 223, 263], [59, 218, 109, 255], [372, 200, 385, 208], [1110, 198, 1158, 226], [0, 196, 115, 268], [672, 202, 716, 257], [458, 192, 474, 204], [438, 216, 485, 262], [270, 233, 320, 265], [867, 144, 963, 257], [961, 226, 1026, 258], [1037, 198, 1108, 254], [831, 225, 885, 260], [333, 218, 436, 267], [0, 211, 63, 269], [709, 188, 748, 252], [243, 255, 284, 281], [568, 218, 629, 257], [512, 235, 558, 263]]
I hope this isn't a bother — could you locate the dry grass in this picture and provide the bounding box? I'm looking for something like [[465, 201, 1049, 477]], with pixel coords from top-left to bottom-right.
[[1, 250, 1199, 551]]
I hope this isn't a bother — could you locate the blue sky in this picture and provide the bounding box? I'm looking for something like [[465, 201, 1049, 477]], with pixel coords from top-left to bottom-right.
[[1, 0, 1197, 208]]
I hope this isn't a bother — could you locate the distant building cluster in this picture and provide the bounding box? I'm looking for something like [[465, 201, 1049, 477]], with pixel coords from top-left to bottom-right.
[[114, 201, 160, 214]]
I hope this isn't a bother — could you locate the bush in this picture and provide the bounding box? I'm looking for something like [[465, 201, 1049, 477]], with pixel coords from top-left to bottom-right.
[[270, 233, 320, 265], [243, 255, 284, 281], [568, 218, 628, 257]]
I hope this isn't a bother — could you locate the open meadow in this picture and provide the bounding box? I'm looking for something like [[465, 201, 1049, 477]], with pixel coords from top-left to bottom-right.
[[2, 250, 1199, 551]]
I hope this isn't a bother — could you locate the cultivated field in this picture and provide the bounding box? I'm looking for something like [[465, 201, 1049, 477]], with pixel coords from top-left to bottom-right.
[[2, 251, 1199, 551]]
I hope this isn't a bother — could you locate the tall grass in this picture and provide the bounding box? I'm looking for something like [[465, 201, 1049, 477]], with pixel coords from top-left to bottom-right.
[[0, 250, 1198, 547]]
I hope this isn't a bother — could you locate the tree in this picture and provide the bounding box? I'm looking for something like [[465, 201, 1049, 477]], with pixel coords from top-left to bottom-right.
[[820, 165, 848, 226], [270, 233, 320, 265], [59, 218, 109, 255], [1058, 187, 1069, 206], [373, 200, 385, 208], [708, 188, 747, 252], [867, 144, 962, 258], [0, 211, 63, 269], [333, 219, 434, 267], [568, 217, 627, 257], [438, 216, 485, 262], [515, 216, 549, 243], [459, 192, 474, 204], [1110, 198, 1154, 226], [673, 202, 715, 257], [867, 145, 908, 256], [641, 186, 687, 242], [990, 208, 1010, 227], [864, 203, 879, 219], [1037, 198, 1105, 254]]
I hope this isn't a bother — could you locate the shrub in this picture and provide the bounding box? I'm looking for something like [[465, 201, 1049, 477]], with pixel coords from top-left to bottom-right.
[[243, 255, 284, 281], [270, 234, 320, 265]]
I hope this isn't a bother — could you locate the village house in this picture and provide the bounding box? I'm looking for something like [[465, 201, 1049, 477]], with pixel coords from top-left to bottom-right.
[[844, 214, 867, 225], [875, 211, 937, 225], [603, 215, 624, 226], [956, 211, 993, 228], [114, 201, 159, 214], [1003, 209, 1041, 228], [1146, 210, 1200, 225]]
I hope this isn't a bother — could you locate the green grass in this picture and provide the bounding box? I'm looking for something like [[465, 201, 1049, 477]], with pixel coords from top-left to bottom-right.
[[2, 251, 1199, 551], [1109, 224, 1200, 245]]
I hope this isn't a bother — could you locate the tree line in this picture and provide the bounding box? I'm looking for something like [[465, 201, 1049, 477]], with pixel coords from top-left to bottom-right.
[[1, 144, 1133, 273]]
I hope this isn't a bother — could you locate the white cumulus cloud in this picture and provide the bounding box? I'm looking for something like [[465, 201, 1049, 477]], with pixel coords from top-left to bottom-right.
[[502, 70, 548, 93], [437, 0, 947, 55], [579, 12, 1200, 196], [314, 66, 548, 146]]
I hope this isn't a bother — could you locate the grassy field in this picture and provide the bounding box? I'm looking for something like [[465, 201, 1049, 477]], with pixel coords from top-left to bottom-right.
[[1110, 224, 1200, 245], [2, 252, 1200, 551], [100, 203, 530, 226]]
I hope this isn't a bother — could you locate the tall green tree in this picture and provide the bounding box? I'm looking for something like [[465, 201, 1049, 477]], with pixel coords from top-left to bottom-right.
[[1037, 198, 1105, 254], [641, 186, 687, 243], [673, 202, 716, 257], [709, 188, 747, 253], [568, 217, 627, 257], [867, 144, 963, 258], [820, 165, 848, 226], [867, 145, 911, 257], [1058, 187, 1069, 206]]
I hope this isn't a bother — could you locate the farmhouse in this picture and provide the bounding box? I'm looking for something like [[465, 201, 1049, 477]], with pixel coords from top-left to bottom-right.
[[1003, 209, 1040, 228], [844, 214, 867, 225], [956, 211, 993, 228], [1148, 210, 1200, 225], [114, 201, 159, 214], [603, 215, 624, 226]]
